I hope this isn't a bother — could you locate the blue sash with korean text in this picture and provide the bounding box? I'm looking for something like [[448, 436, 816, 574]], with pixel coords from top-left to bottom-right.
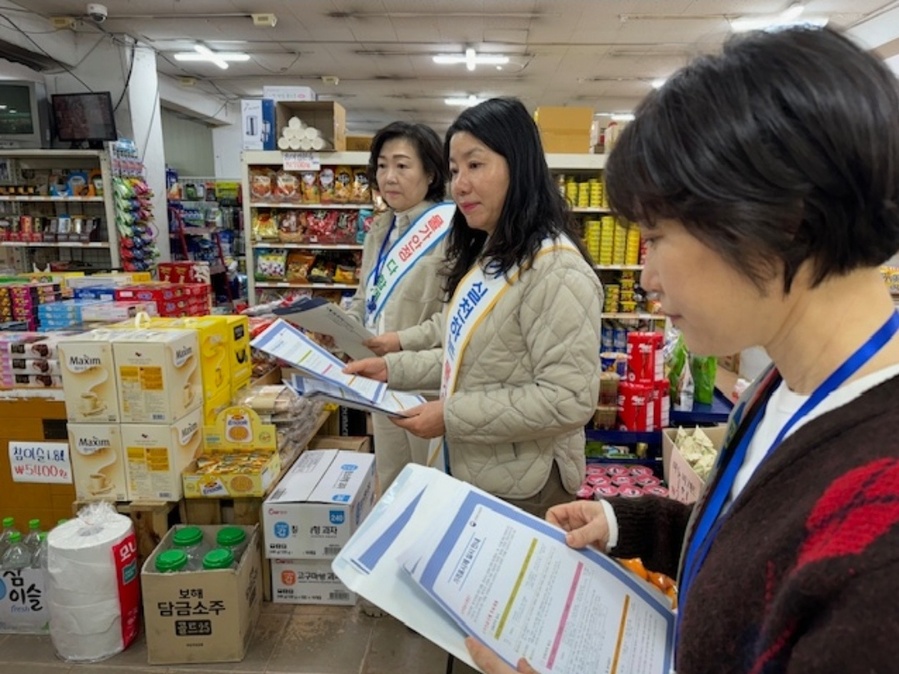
[[364, 202, 455, 329]]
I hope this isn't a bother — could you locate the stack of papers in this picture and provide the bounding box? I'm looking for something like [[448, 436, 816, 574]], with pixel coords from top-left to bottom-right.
[[250, 319, 425, 417], [272, 296, 376, 360], [332, 465, 676, 674]]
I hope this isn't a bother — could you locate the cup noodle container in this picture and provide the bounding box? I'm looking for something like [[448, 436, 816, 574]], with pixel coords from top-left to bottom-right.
[[46, 505, 140, 662], [618, 381, 652, 432]]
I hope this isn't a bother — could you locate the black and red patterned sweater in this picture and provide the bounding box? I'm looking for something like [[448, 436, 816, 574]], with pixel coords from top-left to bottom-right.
[[609, 369, 899, 673]]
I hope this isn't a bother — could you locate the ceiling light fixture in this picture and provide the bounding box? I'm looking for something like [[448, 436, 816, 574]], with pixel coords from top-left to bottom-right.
[[651, 78, 667, 89], [251, 13, 278, 28], [611, 113, 636, 122], [433, 48, 509, 71], [173, 45, 250, 69], [444, 94, 485, 107]]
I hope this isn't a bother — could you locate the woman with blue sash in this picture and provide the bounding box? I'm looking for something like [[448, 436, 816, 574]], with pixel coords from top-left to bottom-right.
[[345, 122, 451, 492], [466, 27, 899, 674]]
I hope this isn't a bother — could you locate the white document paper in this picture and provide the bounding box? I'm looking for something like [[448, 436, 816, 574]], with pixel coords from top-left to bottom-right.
[[273, 297, 376, 360], [332, 465, 675, 674], [285, 373, 424, 418], [252, 319, 421, 416]]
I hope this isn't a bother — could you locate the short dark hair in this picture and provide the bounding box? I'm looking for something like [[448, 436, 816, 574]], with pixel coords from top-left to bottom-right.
[[443, 97, 589, 295], [368, 121, 447, 203], [606, 26, 899, 293]]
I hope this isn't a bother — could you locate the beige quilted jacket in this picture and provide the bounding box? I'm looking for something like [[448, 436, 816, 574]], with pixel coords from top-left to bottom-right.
[[386, 245, 603, 499], [346, 201, 448, 337]]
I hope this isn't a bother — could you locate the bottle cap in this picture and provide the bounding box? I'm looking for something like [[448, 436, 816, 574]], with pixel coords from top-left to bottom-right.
[[156, 549, 189, 572], [216, 526, 246, 547], [173, 526, 204, 547], [7, 531, 21, 543], [28, 519, 40, 530], [2, 517, 13, 528], [202, 548, 235, 570]]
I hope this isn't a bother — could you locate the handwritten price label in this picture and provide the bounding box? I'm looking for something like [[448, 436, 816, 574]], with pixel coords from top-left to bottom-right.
[[282, 152, 320, 171], [8, 441, 72, 484]]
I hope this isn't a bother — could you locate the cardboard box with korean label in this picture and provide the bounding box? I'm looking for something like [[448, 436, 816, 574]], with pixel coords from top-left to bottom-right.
[[112, 329, 202, 424], [270, 558, 356, 606], [122, 408, 203, 501], [241, 99, 276, 151], [307, 435, 371, 453], [58, 333, 120, 424], [262, 450, 376, 559], [68, 422, 130, 501], [142, 524, 262, 665], [221, 315, 251, 389], [662, 425, 726, 505]]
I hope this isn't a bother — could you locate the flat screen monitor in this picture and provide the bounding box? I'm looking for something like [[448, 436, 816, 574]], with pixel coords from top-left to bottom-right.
[[51, 92, 118, 148], [0, 80, 48, 148]]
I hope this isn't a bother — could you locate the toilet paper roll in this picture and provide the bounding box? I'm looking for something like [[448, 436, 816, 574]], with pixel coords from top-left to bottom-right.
[[299, 138, 313, 151], [288, 138, 302, 150], [47, 512, 138, 662], [282, 127, 300, 140], [303, 126, 321, 140], [277, 136, 291, 150], [310, 136, 326, 151], [288, 116, 303, 129]]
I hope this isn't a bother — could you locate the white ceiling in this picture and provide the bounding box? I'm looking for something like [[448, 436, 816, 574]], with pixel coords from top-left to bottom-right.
[[5, 0, 899, 134]]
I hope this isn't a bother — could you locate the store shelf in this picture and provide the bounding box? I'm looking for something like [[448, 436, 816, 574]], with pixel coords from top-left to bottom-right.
[[670, 389, 734, 426], [571, 207, 611, 214], [0, 195, 106, 202], [546, 154, 606, 171], [595, 264, 643, 271], [249, 202, 373, 210], [252, 242, 362, 250], [173, 226, 220, 236], [601, 312, 665, 320], [586, 429, 660, 445], [0, 241, 110, 248], [256, 282, 358, 290]]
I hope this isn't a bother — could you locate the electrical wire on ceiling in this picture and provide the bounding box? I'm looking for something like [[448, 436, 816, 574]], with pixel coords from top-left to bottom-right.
[[0, 13, 95, 92], [112, 40, 136, 113]]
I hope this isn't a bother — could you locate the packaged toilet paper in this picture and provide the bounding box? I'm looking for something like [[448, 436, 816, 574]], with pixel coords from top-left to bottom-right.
[[46, 503, 140, 662]]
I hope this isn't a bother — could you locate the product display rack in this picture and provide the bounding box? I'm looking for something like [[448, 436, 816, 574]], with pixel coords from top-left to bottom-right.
[[242, 150, 372, 304], [0, 149, 119, 271]]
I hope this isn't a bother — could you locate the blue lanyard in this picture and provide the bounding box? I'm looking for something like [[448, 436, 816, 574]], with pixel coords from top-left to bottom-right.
[[677, 310, 899, 641], [366, 216, 397, 315]]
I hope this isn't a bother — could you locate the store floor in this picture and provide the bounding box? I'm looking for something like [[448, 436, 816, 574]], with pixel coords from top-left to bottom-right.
[[0, 602, 479, 674]]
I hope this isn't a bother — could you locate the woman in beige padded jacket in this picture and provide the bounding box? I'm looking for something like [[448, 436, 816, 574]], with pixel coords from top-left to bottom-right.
[[345, 121, 450, 492], [346, 99, 603, 517]]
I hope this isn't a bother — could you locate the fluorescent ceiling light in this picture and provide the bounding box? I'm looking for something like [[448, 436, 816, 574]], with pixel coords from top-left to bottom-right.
[[651, 78, 666, 89], [433, 48, 509, 71], [611, 113, 636, 122], [173, 45, 250, 68], [780, 2, 805, 21], [730, 2, 826, 33], [444, 95, 484, 107]]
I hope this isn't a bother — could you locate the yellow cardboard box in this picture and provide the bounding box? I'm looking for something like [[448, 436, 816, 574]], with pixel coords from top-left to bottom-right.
[[534, 106, 594, 154]]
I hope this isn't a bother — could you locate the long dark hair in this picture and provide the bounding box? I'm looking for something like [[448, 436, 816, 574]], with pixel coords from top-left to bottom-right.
[[443, 97, 590, 296]]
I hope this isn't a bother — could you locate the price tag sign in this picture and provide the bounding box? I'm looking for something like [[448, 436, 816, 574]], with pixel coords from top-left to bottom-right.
[[8, 441, 72, 484], [283, 152, 321, 171]]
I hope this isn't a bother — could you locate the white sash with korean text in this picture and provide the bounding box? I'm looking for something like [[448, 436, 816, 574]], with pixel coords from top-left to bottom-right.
[[427, 234, 581, 470], [364, 202, 455, 328]]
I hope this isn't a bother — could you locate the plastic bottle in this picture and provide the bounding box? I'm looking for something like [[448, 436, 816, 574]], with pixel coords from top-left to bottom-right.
[[155, 549, 189, 573], [171, 526, 210, 571], [0, 531, 32, 570], [215, 526, 247, 563], [202, 548, 236, 570], [31, 532, 48, 569], [23, 518, 42, 553], [0, 516, 20, 560]]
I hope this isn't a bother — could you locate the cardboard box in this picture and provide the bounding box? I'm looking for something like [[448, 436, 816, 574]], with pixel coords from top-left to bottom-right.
[[534, 106, 594, 154], [112, 329, 202, 424], [661, 425, 726, 504], [221, 315, 251, 387], [345, 135, 373, 152], [58, 334, 120, 423], [270, 558, 356, 605], [274, 101, 346, 152], [262, 85, 316, 102], [262, 450, 375, 559], [68, 422, 130, 501], [182, 451, 281, 499], [308, 435, 371, 453], [142, 524, 263, 665], [241, 99, 276, 151], [122, 408, 203, 501]]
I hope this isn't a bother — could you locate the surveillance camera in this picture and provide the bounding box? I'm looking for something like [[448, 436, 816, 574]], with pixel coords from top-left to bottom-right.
[[86, 3, 108, 23]]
